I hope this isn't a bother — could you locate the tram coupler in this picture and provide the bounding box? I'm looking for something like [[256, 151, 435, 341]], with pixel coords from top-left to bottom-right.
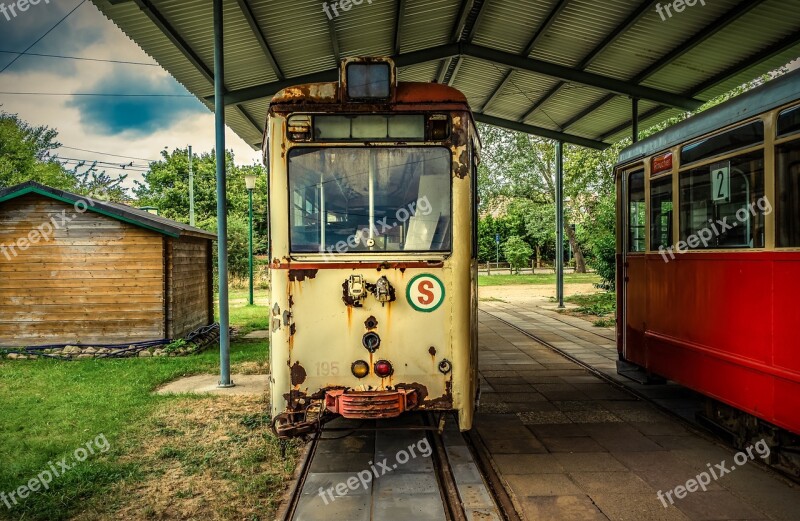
[[271, 403, 327, 439]]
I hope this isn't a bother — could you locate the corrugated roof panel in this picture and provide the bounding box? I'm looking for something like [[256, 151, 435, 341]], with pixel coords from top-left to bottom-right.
[[401, 0, 460, 54], [643, 0, 800, 93], [587, 0, 742, 82], [529, 0, 638, 68], [536, 85, 612, 127], [450, 57, 507, 106], [335, 0, 395, 57], [488, 73, 562, 122], [398, 62, 440, 84], [472, 0, 556, 55]]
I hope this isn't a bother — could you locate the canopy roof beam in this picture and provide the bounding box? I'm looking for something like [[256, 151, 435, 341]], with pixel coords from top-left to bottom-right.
[[234, 0, 284, 80], [215, 42, 704, 110], [474, 113, 608, 150]]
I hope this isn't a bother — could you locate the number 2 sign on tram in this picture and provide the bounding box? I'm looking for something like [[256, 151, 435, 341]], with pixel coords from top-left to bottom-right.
[[406, 274, 445, 312]]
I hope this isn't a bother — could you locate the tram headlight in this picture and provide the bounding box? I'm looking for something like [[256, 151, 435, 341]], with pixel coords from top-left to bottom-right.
[[351, 360, 370, 379], [374, 360, 393, 378]]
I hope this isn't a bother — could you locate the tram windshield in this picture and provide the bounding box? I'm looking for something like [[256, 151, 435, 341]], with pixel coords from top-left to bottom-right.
[[288, 147, 452, 254]]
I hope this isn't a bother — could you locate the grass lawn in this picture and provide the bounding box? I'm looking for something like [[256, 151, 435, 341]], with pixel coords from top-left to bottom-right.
[[0, 289, 294, 521], [478, 272, 601, 286]]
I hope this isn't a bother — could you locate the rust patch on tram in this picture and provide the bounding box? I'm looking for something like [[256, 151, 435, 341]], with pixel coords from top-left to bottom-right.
[[290, 362, 307, 386], [288, 269, 318, 282]]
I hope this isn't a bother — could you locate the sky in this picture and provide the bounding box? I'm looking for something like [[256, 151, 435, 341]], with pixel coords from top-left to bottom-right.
[[0, 0, 262, 189]]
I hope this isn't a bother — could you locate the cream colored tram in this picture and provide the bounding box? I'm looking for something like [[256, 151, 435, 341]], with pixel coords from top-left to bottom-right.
[[264, 57, 480, 437]]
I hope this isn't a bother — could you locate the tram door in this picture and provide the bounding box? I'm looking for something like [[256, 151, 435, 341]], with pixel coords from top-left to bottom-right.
[[621, 168, 646, 362]]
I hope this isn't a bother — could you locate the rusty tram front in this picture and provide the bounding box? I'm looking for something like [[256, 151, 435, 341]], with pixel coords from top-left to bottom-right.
[[265, 58, 480, 438]]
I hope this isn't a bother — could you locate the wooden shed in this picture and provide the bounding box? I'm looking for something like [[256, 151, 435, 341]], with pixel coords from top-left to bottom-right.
[[0, 181, 216, 347]]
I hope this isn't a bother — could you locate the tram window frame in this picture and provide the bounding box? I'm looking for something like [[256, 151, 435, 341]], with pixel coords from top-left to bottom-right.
[[777, 104, 800, 138], [286, 146, 454, 255], [680, 120, 764, 166], [775, 138, 800, 247], [627, 170, 646, 253], [650, 175, 673, 252], [678, 149, 766, 250]]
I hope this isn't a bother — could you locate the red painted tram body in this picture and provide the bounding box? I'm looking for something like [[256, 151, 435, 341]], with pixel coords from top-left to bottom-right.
[[615, 69, 800, 463]]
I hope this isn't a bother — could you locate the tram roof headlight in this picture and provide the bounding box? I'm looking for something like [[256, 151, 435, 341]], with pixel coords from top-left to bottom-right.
[[346, 62, 390, 100]]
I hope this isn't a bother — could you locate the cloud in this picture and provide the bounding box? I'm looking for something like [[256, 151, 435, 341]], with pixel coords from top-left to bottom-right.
[[66, 68, 207, 136], [0, 0, 104, 75]]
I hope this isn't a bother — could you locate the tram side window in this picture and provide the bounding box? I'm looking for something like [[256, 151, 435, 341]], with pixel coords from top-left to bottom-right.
[[776, 140, 800, 247], [650, 177, 673, 251], [678, 151, 765, 249], [628, 171, 645, 253]]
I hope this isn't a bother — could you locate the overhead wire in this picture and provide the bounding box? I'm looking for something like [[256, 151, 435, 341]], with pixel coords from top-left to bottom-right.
[[0, 50, 160, 67]]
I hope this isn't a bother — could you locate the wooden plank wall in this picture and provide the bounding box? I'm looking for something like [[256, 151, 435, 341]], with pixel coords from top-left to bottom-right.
[[0, 194, 165, 346], [167, 236, 212, 339]]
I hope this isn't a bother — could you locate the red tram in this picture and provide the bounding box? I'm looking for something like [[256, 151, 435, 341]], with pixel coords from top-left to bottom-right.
[[615, 69, 800, 471]]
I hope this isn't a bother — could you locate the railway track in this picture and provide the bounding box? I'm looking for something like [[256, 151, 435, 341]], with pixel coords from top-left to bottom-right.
[[276, 412, 518, 521]]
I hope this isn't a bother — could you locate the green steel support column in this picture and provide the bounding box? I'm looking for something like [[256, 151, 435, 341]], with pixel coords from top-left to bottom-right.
[[555, 140, 564, 309], [214, 0, 233, 388], [248, 189, 254, 306]]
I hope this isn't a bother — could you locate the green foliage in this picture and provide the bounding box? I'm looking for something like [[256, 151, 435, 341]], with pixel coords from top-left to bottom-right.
[[578, 192, 617, 290], [502, 236, 533, 273], [199, 214, 267, 279]]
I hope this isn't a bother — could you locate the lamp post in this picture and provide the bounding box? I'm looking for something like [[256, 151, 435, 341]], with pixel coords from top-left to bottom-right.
[[245, 172, 257, 306]]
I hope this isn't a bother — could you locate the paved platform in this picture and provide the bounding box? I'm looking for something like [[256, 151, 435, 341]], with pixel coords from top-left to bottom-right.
[[155, 373, 268, 395], [476, 304, 800, 521]]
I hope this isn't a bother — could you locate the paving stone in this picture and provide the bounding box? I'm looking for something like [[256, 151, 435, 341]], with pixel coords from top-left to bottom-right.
[[569, 471, 657, 495], [591, 493, 691, 521], [526, 422, 589, 438], [315, 434, 374, 454], [308, 451, 374, 473], [374, 472, 439, 497], [518, 495, 608, 521], [292, 493, 370, 521], [553, 452, 628, 472], [670, 490, 768, 520], [539, 436, 607, 453], [466, 508, 503, 521], [517, 410, 571, 425], [301, 472, 372, 497], [372, 493, 447, 521], [504, 474, 583, 497], [482, 435, 547, 454], [493, 454, 566, 474]]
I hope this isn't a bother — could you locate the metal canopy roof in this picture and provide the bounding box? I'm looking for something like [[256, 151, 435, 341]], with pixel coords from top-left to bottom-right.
[[92, 0, 800, 150]]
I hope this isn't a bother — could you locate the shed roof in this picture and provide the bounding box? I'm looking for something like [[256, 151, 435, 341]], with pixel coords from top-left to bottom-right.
[[91, 0, 800, 150], [0, 181, 217, 240]]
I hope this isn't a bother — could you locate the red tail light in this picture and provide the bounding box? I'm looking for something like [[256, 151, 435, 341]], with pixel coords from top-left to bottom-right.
[[374, 360, 393, 378]]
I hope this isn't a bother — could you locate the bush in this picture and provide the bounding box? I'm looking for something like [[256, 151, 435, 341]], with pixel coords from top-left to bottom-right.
[[502, 236, 533, 274]]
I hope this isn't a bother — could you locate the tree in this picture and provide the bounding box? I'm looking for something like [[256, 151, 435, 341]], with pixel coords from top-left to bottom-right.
[[133, 148, 269, 250], [0, 112, 76, 190], [478, 125, 591, 272], [503, 236, 533, 274]]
